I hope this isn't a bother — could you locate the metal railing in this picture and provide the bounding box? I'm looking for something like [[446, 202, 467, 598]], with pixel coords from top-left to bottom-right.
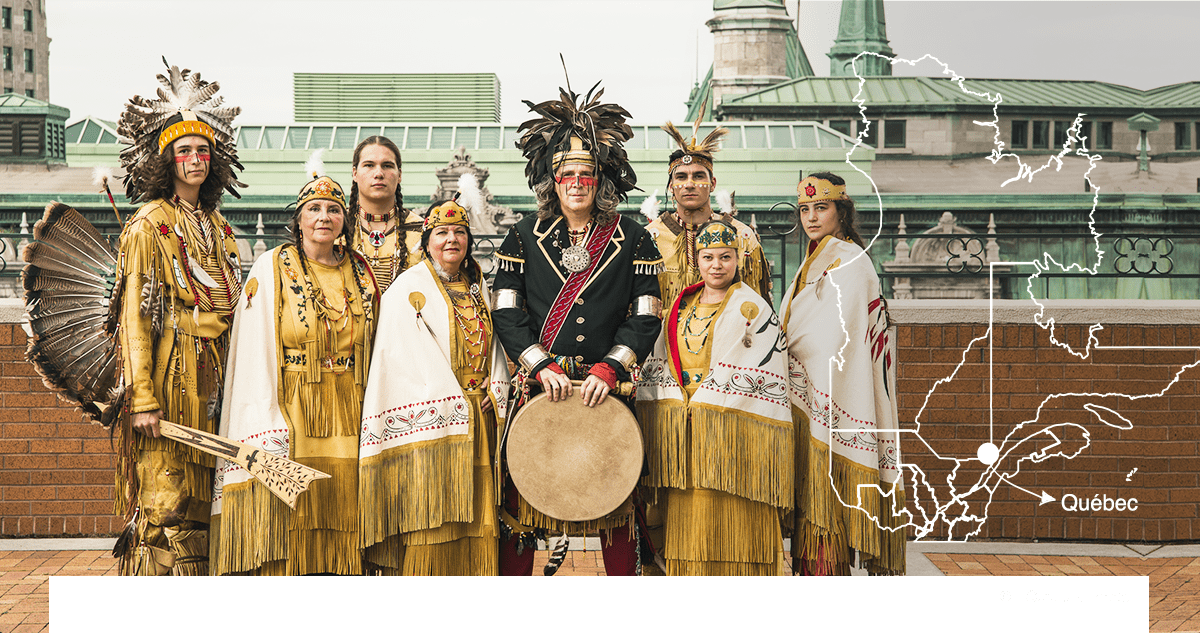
[[4, 209, 1197, 302]]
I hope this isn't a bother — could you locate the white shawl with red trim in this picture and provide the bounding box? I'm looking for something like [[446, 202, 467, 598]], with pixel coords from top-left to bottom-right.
[[636, 282, 793, 509]]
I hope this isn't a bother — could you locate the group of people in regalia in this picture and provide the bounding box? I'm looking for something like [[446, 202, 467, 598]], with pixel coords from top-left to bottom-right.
[[57, 61, 907, 577]]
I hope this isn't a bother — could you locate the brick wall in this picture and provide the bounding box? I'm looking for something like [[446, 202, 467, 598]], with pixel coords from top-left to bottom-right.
[[0, 299, 1196, 543], [0, 321, 118, 537], [894, 301, 1200, 543]]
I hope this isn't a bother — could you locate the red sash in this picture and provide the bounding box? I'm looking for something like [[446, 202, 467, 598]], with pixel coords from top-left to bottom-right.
[[539, 218, 620, 350]]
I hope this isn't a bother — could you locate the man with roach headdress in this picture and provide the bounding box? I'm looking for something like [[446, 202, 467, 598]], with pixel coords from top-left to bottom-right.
[[113, 60, 246, 575], [642, 115, 772, 310], [492, 77, 664, 576]]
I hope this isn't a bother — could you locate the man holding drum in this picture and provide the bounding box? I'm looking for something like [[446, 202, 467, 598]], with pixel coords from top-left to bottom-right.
[[492, 81, 663, 576]]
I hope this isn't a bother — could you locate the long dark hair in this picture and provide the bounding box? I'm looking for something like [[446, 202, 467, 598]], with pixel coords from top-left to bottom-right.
[[349, 135, 409, 263], [800, 171, 864, 248], [695, 218, 742, 285], [136, 138, 236, 209], [421, 200, 480, 285]]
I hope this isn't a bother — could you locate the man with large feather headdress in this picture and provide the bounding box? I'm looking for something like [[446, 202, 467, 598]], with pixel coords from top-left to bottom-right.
[[642, 117, 772, 310], [492, 78, 664, 576], [109, 59, 246, 575]]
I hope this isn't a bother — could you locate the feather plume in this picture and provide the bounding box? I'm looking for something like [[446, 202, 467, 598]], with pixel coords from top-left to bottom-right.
[[715, 190, 733, 216], [304, 149, 326, 180], [640, 189, 661, 223], [662, 121, 688, 150], [454, 172, 484, 214], [542, 533, 570, 576], [91, 166, 114, 189]]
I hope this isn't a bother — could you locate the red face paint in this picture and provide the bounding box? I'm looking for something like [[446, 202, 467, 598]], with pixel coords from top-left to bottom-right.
[[554, 175, 597, 187], [174, 154, 211, 163]]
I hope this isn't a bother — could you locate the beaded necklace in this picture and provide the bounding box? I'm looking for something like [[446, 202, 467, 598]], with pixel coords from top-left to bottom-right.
[[446, 279, 489, 368], [681, 296, 717, 355], [305, 248, 355, 368]]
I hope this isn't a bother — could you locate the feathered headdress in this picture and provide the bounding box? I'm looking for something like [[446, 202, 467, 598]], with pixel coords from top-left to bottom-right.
[[515, 64, 637, 200], [295, 149, 346, 210], [663, 99, 728, 176], [117, 57, 245, 203]]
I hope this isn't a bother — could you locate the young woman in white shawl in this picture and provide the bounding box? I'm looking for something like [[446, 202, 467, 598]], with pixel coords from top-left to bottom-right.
[[636, 219, 793, 575], [358, 177, 510, 575], [212, 153, 380, 575], [782, 172, 906, 576]]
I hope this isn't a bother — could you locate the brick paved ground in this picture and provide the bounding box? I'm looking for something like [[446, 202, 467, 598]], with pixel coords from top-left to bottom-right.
[[927, 552, 1200, 632], [0, 550, 113, 633]]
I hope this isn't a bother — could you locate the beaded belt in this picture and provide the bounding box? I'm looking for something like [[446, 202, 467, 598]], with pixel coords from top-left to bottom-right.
[[282, 349, 355, 372]]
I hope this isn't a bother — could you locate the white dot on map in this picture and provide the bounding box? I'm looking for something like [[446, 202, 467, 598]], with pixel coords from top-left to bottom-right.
[[977, 442, 999, 465]]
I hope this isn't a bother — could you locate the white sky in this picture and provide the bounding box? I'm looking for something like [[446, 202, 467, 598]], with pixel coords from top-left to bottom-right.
[[46, 1, 1200, 126]]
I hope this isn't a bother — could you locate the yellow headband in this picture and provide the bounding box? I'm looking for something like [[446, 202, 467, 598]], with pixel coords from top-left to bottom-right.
[[297, 176, 346, 210], [424, 200, 470, 231], [695, 222, 738, 250], [157, 111, 215, 153], [551, 135, 596, 167], [797, 176, 848, 203]]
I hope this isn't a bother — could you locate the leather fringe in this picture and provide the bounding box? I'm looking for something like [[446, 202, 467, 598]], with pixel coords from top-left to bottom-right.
[[283, 371, 361, 438], [663, 487, 781, 574], [363, 534, 405, 573], [212, 480, 290, 575], [359, 437, 474, 547], [690, 404, 793, 509], [517, 495, 631, 533], [636, 399, 793, 509], [668, 559, 779, 576], [795, 410, 907, 575], [402, 536, 498, 576], [636, 399, 689, 490]]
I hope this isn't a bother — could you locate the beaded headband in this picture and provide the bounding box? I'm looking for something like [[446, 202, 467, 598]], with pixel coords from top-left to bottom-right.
[[797, 176, 848, 204], [695, 222, 738, 250]]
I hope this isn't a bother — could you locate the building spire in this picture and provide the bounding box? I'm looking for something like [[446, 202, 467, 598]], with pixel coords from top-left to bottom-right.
[[828, 0, 895, 77]]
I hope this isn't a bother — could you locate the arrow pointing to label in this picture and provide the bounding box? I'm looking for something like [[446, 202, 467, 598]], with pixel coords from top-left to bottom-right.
[[1001, 476, 1056, 506]]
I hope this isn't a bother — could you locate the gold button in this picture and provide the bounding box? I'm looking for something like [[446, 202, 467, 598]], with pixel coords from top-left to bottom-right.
[[576, 335, 585, 342], [575, 298, 584, 305], [576, 317, 585, 324], [575, 355, 584, 363]]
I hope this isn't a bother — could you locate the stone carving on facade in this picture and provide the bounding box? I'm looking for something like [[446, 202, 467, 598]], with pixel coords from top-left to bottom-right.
[[431, 146, 519, 235], [882, 211, 1012, 299]]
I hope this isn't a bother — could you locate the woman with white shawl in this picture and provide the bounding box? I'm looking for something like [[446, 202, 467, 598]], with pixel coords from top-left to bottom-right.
[[212, 154, 379, 575], [782, 172, 906, 576], [358, 183, 510, 575], [636, 219, 793, 575]]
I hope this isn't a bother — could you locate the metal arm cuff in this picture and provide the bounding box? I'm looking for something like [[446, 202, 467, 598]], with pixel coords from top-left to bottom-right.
[[603, 345, 637, 372], [492, 288, 524, 310], [633, 295, 662, 317], [518, 343, 552, 373]]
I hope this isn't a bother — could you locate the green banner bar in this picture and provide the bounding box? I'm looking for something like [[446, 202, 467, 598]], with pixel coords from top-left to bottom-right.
[[51, 575, 1147, 628]]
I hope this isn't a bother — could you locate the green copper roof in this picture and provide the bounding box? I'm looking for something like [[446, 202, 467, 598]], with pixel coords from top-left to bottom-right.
[[718, 76, 1200, 116], [0, 93, 69, 120], [684, 17, 813, 122], [66, 119, 869, 199], [712, 0, 784, 8], [829, 0, 894, 77], [293, 73, 501, 123]]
